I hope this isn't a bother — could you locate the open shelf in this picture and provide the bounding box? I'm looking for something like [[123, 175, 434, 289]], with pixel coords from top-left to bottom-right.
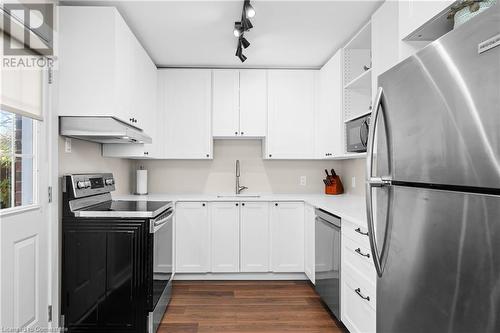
[[344, 21, 372, 49], [344, 110, 372, 124], [344, 69, 371, 89]]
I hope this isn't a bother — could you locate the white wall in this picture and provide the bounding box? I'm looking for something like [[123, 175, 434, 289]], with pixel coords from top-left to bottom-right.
[[58, 137, 133, 194], [340, 158, 365, 197], [131, 140, 364, 195]]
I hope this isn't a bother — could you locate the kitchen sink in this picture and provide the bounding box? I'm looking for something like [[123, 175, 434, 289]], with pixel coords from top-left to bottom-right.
[[216, 195, 261, 198]]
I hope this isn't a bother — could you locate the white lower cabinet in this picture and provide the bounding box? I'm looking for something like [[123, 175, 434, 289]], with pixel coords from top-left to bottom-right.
[[270, 202, 305, 272], [240, 202, 270, 272], [341, 218, 376, 333], [304, 204, 315, 283], [175, 202, 210, 272], [211, 202, 240, 272]]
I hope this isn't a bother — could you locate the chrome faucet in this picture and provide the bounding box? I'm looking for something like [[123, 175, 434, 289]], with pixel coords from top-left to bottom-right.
[[235, 160, 248, 195]]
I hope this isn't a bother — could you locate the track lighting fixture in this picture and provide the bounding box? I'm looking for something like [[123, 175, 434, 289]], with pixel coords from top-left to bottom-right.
[[233, 0, 255, 62], [244, 0, 255, 18], [233, 21, 243, 37]]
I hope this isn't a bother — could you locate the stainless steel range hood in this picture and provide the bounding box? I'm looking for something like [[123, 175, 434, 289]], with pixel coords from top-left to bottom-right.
[[59, 116, 152, 144]]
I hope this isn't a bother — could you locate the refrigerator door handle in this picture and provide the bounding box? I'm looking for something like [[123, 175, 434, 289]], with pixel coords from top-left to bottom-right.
[[366, 87, 390, 277]]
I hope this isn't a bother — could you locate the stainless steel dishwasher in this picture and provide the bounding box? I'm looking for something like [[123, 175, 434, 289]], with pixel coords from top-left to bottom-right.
[[315, 208, 341, 319]]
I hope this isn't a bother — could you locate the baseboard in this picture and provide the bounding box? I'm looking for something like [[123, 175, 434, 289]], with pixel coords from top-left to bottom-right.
[[173, 272, 308, 280]]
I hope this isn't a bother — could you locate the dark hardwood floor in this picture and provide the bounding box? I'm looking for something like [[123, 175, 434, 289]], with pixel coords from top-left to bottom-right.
[[158, 280, 346, 333]]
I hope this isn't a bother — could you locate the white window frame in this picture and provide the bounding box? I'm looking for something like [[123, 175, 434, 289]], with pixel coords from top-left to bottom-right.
[[0, 111, 39, 216]]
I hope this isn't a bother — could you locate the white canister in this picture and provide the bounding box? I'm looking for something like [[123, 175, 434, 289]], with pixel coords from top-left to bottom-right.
[[136, 169, 148, 195]]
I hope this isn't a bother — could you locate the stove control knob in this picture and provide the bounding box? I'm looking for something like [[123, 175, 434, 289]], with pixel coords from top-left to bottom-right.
[[85, 181, 92, 188], [76, 181, 86, 189], [105, 178, 114, 186]]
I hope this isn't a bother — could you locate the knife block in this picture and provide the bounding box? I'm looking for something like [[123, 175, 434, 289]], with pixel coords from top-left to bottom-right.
[[325, 176, 344, 195]]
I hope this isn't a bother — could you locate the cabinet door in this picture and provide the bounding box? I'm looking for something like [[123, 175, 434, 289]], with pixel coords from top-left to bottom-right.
[[239, 70, 267, 137], [270, 202, 305, 272], [160, 69, 212, 159], [212, 70, 240, 137], [175, 202, 210, 272], [317, 51, 343, 158], [210, 202, 240, 272], [304, 204, 315, 283], [372, 0, 400, 100], [267, 70, 316, 159], [240, 202, 270, 272], [398, 0, 454, 40]]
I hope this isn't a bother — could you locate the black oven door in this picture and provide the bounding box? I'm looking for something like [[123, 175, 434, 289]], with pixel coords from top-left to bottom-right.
[[346, 115, 370, 152], [148, 208, 174, 333]]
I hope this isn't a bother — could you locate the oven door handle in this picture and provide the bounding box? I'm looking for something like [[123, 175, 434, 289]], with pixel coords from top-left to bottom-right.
[[150, 210, 174, 233]]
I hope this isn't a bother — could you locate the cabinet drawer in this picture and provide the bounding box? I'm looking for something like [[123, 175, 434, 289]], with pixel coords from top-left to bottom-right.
[[343, 234, 376, 281], [342, 218, 370, 248], [342, 263, 376, 333]]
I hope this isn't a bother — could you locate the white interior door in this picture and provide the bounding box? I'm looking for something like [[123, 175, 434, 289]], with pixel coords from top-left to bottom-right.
[[0, 79, 50, 330]]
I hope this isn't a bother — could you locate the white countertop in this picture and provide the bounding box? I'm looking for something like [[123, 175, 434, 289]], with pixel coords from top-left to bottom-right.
[[114, 193, 367, 227]]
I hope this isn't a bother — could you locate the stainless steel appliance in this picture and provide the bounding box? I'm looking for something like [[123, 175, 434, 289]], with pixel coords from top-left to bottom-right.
[[314, 209, 341, 319], [346, 113, 370, 152], [59, 116, 152, 144], [62, 173, 173, 333], [366, 6, 500, 333]]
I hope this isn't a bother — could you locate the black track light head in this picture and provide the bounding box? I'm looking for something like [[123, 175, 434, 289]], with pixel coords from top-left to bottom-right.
[[233, 21, 243, 37], [238, 52, 247, 63], [236, 44, 242, 57], [244, 0, 255, 18], [241, 17, 253, 31], [240, 36, 250, 49]]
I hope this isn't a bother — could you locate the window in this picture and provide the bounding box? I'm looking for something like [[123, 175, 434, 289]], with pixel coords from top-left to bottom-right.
[[0, 110, 36, 209]]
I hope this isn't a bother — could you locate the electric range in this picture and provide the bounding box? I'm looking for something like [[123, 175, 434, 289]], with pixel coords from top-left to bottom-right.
[[61, 173, 173, 333]]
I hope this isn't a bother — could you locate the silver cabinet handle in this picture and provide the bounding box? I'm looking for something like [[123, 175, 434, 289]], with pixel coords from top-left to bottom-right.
[[355, 288, 370, 301], [355, 248, 370, 258], [355, 227, 369, 236]]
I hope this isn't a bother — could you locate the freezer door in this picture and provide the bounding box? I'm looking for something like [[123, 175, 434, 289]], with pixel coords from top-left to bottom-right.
[[378, 5, 500, 189], [376, 186, 500, 333]]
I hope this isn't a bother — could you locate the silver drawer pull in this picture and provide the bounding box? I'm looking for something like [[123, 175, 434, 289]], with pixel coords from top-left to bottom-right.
[[355, 227, 369, 236], [355, 288, 370, 301], [355, 248, 370, 258]]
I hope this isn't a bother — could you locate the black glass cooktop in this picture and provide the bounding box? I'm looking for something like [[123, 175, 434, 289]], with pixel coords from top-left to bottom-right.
[[75, 200, 173, 218], [83, 200, 170, 212]]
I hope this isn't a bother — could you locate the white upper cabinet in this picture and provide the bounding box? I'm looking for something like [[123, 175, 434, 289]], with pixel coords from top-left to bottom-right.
[[212, 69, 267, 138], [398, 0, 455, 40], [240, 202, 270, 272], [317, 51, 343, 159], [58, 6, 153, 130], [158, 69, 213, 159], [239, 70, 267, 137], [212, 70, 240, 137], [266, 70, 316, 159], [210, 202, 240, 273], [270, 202, 305, 272]]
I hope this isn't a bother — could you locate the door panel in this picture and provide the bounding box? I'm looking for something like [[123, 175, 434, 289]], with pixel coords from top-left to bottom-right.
[[210, 202, 240, 272], [239, 70, 267, 137], [378, 7, 500, 188], [175, 202, 209, 272], [212, 70, 239, 137], [378, 186, 500, 333], [240, 202, 269, 272]]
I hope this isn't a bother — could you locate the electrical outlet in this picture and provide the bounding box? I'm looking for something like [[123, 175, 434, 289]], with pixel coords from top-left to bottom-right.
[[351, 176, 356, 188], [65, 138, 72, 153], [300, 176, 307, 186]]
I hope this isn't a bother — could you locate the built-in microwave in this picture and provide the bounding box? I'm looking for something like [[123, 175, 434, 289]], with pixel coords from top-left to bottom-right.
[[346, 114, 370, 153]]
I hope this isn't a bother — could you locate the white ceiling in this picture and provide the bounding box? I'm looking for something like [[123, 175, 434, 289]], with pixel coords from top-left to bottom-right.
[[61, 0, 383, 68]]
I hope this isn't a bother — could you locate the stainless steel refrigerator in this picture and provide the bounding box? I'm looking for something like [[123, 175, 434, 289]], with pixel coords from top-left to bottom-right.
[[366, 5, 500, 333]]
